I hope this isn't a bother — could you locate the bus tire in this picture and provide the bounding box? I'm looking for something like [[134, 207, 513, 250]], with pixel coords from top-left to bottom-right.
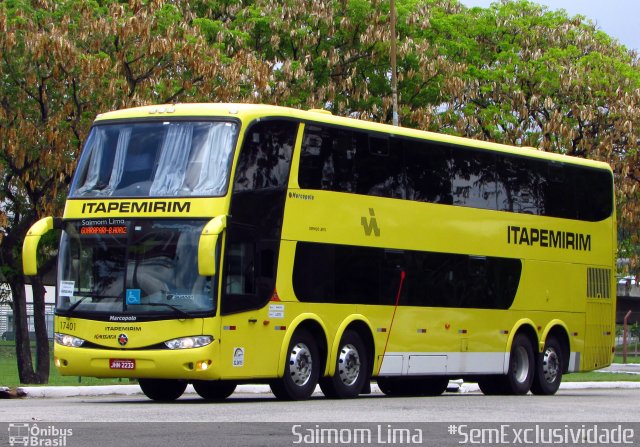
[[193, 380, 237, 401], [270, 329, 320, 401], [416, 377, 450, 396], [504, 333, 535, 395], [477, 376, 507, 395], [530, 336, 563, 395], [319, 330, 368, 399], [138, 378, 187, 401], [377, 377, 403, 396]]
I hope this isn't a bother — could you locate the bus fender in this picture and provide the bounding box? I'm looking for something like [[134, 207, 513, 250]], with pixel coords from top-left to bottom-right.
[[276, 313, 329, 378], [504, 318, 538, 374], [326, 315, 375, 377], [538, 320, 570, 351]]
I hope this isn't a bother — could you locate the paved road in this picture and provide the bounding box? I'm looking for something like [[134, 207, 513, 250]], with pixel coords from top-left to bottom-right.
[[3, 388, 639, 446], [3, 388, 640, 423]]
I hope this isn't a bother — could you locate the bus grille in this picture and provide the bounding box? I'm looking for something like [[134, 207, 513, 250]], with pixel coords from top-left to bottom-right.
[[586, 268, 611, 299]]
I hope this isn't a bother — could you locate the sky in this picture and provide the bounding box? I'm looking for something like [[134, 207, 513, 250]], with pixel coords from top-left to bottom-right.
[[459, 0, 639, 51]]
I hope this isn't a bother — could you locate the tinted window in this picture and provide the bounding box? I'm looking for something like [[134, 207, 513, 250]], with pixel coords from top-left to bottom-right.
[[293, 242, 521, 310], [234, 120, 296, 191], [299, 125, 363, 193], [404, 140, 452, 203], [357, 137, 404, 198], [299, 123, 613, 222], [544, 163, 576, 219], [497, 156, 546, 215], [574, 167, 614, 221], [451, 148, 497, 209]]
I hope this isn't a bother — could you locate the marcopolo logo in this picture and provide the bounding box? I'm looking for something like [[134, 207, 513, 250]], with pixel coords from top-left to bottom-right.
[[8, 423, 73, 446]]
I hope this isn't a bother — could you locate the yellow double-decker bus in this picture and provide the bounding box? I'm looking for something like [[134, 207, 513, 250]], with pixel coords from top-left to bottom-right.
[[23, 103, 616, 401]]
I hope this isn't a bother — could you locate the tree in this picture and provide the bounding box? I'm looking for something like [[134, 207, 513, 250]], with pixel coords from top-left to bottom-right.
[[0, 0, 267, 383], [188, 0, 466, 119], [2, 0, 639, 383], [424, 0, 640, 270]]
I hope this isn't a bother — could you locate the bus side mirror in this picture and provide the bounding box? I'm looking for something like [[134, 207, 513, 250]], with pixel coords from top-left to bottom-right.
[[198, 215, 227, 277], [22, 216, 55, 276]]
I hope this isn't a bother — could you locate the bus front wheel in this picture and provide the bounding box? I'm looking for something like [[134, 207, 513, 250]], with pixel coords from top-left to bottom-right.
[[530, 336, 563, 395], [138, 378, 187, 401], [270, 329, 320, 401], [193, 380, 237, 401], [320, 330, 368, 399]]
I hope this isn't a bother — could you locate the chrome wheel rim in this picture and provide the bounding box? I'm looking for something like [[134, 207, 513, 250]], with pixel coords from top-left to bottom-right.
[[337, 343, 361, 386], [542, 347, 560, 383], [289, 342, 313, 386]]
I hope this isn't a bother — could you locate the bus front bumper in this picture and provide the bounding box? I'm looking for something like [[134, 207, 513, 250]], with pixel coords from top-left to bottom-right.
[[54, 344, 221, 380]]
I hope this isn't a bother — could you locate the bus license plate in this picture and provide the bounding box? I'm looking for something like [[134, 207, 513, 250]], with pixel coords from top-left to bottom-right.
[[109, 359, 136, 370]]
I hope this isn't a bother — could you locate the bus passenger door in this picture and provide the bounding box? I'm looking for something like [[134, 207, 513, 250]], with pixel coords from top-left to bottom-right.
[[218, 224, 283, 379], [217, 119, 299, 379]]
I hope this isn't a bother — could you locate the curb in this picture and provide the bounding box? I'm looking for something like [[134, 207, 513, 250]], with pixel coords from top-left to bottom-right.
[[12, 379, 640, 399]]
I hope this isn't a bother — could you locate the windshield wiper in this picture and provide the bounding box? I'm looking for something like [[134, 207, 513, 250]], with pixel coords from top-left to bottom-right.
[[65, 294, 122, 313], [144, 302, 195, 318], [66, 296, 90, 313]]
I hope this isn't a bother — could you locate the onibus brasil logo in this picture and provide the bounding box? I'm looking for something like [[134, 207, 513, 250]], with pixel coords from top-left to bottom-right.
[[8, 423, 72, 446]]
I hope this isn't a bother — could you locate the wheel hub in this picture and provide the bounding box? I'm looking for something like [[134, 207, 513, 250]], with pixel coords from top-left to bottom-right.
[[289, 343, 313, 386], [542, 347, 560, 383], [337, 343, 361, 386]]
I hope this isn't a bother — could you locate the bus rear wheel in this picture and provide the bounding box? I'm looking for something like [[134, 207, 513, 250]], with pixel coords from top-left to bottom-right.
[[193, 380, 237, 401], [138, 378, 187, 401], [531, 336, 563, 395], [504, 333, 535, 394], [270, 329, 320, 401], [478, 334, 535, 395], [320, 330, 368, 399]]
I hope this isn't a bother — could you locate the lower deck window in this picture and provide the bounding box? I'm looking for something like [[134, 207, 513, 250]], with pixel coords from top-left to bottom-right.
[[292, 242, 521, 309]]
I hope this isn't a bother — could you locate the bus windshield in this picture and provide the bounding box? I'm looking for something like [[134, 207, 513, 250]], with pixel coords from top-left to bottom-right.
[[70, 120, 237, 198], [57, 220, 215, 318]]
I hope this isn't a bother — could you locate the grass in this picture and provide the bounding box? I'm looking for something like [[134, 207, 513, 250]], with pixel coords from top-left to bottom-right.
[[565, 371, 640, 382], [0, 341, 133, 388], [614, 354, 640, 364]]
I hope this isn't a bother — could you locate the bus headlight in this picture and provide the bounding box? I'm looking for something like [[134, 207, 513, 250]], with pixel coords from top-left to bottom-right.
[[164, 335, 213, 350], [54, 333, 86, 347]]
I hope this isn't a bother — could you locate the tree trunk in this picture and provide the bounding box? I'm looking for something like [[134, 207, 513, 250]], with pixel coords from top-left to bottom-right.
[[31, 275, 50, 383], [10, 278, 39, 384]]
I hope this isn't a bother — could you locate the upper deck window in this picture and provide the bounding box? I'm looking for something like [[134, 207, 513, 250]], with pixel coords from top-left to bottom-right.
[[299, 124, 613, 222], [70, 121, 237, 198]]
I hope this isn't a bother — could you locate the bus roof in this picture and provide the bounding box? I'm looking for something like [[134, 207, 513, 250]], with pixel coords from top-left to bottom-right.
[[94, 103, 612, 172]]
